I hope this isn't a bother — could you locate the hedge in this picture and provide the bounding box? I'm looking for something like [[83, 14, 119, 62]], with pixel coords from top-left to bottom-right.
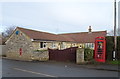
[[106, 36, 120, 60], [117, 36, 120, 60], [84, 48, 94, 61]]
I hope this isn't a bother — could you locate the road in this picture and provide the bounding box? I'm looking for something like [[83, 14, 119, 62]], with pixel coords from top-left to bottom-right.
[[2, 58, 119, 77], [0, 58, 2, 78]]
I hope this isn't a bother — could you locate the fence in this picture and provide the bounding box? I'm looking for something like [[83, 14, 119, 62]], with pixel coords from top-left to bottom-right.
[[48, 47, 78, 62]]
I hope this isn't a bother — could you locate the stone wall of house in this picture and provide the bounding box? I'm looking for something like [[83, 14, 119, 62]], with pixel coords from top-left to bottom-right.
[[32, 42, 40, 50], [32, 41, 62, 50], [5, 29, 34, 61], [65, 42, 85, 49], [32, 41, 85, 51]]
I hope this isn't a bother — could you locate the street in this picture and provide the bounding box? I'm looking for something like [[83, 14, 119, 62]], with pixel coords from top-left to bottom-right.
[[2, 58, 119, 77]]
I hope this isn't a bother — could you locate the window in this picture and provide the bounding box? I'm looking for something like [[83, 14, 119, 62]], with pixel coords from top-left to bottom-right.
[[79, 44, 82, 48], [61, 42, 65, 48], [40, 42, 43, 48], [40, 42, 46, 48], [92, 43, 94, 48], [89, 43, 91, 48], [87, 43, 94, 49], [85, 43, 94, 49], [52, 43, 56, 48], [85, 43, 89, 48]]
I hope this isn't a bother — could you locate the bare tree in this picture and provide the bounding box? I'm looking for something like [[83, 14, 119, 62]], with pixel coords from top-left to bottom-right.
[[107, 28, 120, 36], [2, 26, 16, 37], [117, 28, 120, 36], [2, 26, 16, 44]]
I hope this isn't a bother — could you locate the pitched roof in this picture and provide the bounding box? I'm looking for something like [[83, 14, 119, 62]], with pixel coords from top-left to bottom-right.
[[17, 27, 107, 43], [59, 31, 107, 43], [17, 27, 73, 42]]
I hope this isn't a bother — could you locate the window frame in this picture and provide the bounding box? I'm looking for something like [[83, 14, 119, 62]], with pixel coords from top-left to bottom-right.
[[40, 42, 46, 48]]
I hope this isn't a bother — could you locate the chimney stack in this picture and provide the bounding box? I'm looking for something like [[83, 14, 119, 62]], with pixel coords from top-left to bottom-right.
[[88, 26, 92, 33]]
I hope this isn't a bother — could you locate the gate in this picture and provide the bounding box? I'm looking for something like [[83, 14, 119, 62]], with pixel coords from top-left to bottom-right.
[[48, 47, 78, 62]]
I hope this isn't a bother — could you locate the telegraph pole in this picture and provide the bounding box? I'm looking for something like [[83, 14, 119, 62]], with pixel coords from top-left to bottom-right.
[[113, 0, 117, 60]]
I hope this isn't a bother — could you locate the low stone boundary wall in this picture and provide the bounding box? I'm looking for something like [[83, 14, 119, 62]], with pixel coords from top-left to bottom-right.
[[5, 47, 84, 63], [31, 50, 49, 61], [6, 50, 49, 61], [0, 45, 6, 56]]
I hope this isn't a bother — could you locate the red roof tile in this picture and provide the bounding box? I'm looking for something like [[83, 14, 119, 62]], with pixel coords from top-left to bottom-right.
[[17, 27, 73, 42], [17, 27, 107, 43], [59, 31, 107, 43]]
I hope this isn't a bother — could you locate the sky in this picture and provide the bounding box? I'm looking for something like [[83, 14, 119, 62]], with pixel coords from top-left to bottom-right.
[[118, 1, 120, 29], [0, 0, 120, 34]]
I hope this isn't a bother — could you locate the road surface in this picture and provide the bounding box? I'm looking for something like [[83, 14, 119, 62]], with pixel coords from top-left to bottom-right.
[[2, 59, 119, 77]]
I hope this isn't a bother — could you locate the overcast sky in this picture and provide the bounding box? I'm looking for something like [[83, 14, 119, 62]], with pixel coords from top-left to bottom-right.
[[0, 0, 120, 34]]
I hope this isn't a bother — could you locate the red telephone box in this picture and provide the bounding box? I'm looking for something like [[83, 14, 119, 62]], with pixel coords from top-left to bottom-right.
[[94, 37, 106, 62]]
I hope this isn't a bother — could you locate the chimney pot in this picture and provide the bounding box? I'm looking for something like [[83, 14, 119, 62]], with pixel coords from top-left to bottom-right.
[[88, 26, 92, 33]]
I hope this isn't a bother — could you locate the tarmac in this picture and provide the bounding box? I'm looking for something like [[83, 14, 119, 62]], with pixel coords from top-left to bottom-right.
[[2, 57, 120, 72], [80, 64, 119, 72]]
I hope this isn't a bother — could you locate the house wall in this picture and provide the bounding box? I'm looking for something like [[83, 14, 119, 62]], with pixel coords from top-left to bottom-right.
[[32, 41, 40, 50], [32, 41, 85, 50], [5, 29, 34, 61], [32, 41, 61, 50], [71, 43, 84, 48]]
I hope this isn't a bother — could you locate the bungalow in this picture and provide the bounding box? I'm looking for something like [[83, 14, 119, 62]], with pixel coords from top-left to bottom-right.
[[5, 26, 107, 61]]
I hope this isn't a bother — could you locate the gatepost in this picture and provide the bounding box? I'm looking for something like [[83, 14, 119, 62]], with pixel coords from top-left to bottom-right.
[[76, 48, 84, 64]]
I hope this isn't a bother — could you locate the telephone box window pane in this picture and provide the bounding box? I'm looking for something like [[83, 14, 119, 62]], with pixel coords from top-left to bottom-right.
[[97, 42, 103, 49]]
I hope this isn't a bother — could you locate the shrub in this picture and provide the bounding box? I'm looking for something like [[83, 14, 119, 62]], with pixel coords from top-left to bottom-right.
[[117, 36, 120, 60], [84, 48, 94, 61]]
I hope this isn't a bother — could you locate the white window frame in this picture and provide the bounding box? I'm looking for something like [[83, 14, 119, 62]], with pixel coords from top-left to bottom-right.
[[40, 42, 47, 48], [52, 42, 56, 48]]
